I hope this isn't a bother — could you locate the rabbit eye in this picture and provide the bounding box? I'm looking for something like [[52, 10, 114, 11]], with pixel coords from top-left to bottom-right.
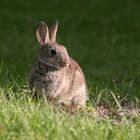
[[50, 48, 57, 56]]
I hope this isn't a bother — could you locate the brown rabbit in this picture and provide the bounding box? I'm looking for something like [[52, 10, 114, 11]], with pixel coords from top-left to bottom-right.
[[28, 20, 88, 112]]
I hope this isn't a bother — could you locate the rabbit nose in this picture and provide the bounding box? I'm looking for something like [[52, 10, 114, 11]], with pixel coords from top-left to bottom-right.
[[59, 59, 67, 67]]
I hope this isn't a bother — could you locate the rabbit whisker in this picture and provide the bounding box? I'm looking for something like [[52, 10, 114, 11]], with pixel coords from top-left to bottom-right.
[[39, 59, 56, 68]]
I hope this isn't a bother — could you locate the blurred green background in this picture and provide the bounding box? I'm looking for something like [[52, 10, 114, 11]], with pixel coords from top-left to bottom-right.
[[0, 0, 140, 98]]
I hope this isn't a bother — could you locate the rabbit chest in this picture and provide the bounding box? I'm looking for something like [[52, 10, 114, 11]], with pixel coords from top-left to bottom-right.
[[42, 72, 60, 91], [36, 61, 69, 97]]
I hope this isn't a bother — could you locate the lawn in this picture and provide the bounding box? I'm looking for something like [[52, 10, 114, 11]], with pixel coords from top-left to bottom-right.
[[0, 0, 140, 139]]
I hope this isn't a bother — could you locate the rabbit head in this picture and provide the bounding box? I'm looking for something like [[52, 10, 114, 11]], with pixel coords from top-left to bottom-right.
[[36, 21, 69, 69]]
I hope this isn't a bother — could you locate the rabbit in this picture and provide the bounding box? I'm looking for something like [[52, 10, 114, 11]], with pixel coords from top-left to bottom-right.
[[28, 20, 88, 112]]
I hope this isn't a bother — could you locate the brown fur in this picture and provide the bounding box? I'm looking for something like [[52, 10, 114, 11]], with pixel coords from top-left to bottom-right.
[[28, 20, 88, 112]]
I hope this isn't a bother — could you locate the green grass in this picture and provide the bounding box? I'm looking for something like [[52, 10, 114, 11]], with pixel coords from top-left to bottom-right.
[[0, 0, 140, 139]]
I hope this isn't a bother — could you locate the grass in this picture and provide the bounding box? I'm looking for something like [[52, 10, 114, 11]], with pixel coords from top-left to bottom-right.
[[0, 0, 140, 139], [0, 87, 140, 140]]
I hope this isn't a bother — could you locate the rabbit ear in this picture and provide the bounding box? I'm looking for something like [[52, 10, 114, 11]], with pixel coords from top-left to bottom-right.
[[49, 20, 58, 42], [36, 22, 49, 46]]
